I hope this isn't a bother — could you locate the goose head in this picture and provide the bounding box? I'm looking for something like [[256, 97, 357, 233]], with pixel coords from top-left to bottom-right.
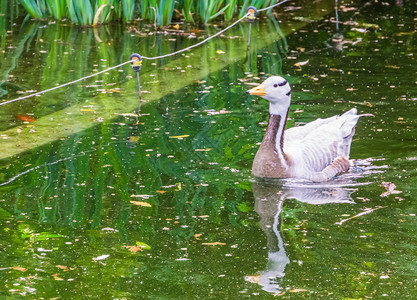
[[247, 76, 292, 115]]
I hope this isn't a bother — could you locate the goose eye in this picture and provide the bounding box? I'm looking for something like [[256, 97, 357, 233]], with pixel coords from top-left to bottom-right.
[[273, 84, 278, 88]]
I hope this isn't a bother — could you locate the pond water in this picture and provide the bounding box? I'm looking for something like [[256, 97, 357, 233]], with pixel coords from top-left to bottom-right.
[[0, 0, 417, 298]]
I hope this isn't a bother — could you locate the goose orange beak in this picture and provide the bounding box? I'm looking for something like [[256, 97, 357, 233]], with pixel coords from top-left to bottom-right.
[[247, 84, 266, 96]]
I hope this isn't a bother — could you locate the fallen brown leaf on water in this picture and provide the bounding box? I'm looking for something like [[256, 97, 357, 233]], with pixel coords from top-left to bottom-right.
[[340, 5, 357, 12], [16, 115, 35, 122], [122, 245, 143, 253], [202, 242, 226, 246], [12, 267, 27, 272], [190, 29, 204, 34], [107, 89, 122, 93], [348, 100, 373, 107], [130, 201, 152, 207], [55, 265, 68, 271], [156, 190, 166, 194], [52, 274, 64, 281]]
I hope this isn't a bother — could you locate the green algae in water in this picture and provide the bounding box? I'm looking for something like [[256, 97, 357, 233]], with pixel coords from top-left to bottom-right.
[[1, 0, 417, 298]]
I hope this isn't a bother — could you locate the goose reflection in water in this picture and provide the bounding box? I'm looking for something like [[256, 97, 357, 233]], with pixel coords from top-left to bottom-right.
[[245, 179, 355, 295]]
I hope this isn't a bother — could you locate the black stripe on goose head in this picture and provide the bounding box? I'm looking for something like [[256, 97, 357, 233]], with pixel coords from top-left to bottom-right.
[[278, 80, 288, 87]]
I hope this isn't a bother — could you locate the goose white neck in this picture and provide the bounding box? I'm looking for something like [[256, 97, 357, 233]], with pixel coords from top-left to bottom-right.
[[269, 99, 291, 116], [269, 95, 290, 150]]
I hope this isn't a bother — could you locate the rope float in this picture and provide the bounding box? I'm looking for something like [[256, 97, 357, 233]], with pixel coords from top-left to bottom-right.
[[246, 6, 258, 47], [130, 53, 142, 101]]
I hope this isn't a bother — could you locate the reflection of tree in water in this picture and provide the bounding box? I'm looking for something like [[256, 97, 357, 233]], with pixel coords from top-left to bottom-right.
[[246, 180, 355, 295]]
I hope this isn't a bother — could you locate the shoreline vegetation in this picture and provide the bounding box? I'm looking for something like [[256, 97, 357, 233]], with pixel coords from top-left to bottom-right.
[[15, 0, 283, 26]]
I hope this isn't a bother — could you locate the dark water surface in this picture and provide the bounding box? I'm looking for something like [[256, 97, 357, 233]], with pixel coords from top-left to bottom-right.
[[0, 0, 416, 298]]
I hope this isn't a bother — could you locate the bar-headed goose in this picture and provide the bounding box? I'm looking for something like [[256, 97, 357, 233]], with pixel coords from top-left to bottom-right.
[[247, 76, 371, 182]]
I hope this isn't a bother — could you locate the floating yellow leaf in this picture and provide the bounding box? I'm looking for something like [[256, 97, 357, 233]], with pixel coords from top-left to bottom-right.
[[55, 265, 68, 270], [107, 89, 121, 93], [115, 113, 139, 117], [195, 148, 212, 152], [202, 242, 226, 246], [169, 135, 190, 139], [385, 65, 400, 69], [130, 201, 152, 207], [216, 50, 225, 54], [12, 267, 27, 272], [80, 109, 94, 112], [289, 289, 308, 293], [173, 24, 180, 30], [128, 136, 139, 142], [156, 190, 166, 194]]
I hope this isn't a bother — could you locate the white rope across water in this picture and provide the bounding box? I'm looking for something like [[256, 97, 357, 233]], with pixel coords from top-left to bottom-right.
[[142, 14, 248, 60], [258, 0, 290, 12], [0, 61, 132, 106], [0, 0, 290, 107]]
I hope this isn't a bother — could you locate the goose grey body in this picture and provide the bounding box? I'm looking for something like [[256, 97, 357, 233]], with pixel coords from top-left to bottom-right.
[[248, 76, 371, 182]]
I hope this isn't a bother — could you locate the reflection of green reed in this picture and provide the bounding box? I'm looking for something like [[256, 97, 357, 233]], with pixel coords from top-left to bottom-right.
[[0, 19, 289, 230], [0, 24, 294, 298], [0, 13, 335, 298]]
